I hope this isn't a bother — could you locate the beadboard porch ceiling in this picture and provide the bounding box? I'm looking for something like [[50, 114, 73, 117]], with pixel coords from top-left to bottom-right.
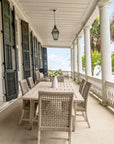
[[15, 0, 98, 48]]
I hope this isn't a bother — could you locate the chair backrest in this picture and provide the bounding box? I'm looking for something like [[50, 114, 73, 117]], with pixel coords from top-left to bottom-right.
[[82, 82, 91, 109], [40, 73, 44, 78], [50, 75, 64, 82], [57, 75, 64, 82], [38, 91, 73, 131], [79, 79, 86, 95], [28, 77, 35, 88], [35, 71, 44, 80], [19, 79, 29, 95], [35, 71, 40, 81]]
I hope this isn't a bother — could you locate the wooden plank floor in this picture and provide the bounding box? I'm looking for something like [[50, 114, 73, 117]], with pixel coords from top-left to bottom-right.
[[0, 79, 114, 144]]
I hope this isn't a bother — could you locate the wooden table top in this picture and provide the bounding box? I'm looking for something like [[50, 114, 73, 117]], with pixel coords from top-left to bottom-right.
[[22, 82, 84, 102]]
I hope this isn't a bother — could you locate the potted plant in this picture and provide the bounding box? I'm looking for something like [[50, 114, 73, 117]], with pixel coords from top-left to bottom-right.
[[47, 69, 62, 88]]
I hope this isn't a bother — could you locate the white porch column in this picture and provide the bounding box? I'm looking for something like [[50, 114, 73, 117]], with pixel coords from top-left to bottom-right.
[[71, 47, 74, 79], [98, 0, 112, 104], [84, 26, 92, 79], [72, 43, 77, 80], [74, 43, 77, 72], [70, 48, 72, 73], [77, 37, 82, 82], [72, 43, 76, 80]]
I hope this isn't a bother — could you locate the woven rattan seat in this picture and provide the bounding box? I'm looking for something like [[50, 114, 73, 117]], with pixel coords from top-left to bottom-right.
[[35, 71, 49, 84], [77, 82, 91, 128], [50, 75, 64, 82], [37, 91, 73, 144], [19, 79, 29, 95], [77, 105, 85, 111], [57, 75, 64, 82], [28, 77, 35, 88], [79, 79, 86, 95], [19, 79, 30, 125]]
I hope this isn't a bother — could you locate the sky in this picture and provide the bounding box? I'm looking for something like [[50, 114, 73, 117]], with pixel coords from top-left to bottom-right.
[[109, 0, 114, 19], [47, 48, 70, 71], [47, 0, 114, 71]]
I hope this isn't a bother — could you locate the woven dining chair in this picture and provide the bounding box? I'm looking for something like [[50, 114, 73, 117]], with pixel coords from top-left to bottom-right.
[[28, 77, 35, 88], [19, 79, 30, 125], [37, 91, 73, 144], [76, 82, 91, 128], [79, 79, 86, 95], [50, 75, 64, 82], [57, 75, 64, 82], [35, 71, 49, 84]]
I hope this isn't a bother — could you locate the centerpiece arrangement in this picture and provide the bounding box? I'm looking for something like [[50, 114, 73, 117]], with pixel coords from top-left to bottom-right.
[[47, 69, 62, 88]]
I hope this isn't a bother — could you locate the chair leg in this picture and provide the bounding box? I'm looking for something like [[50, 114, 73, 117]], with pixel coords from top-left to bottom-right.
[[82, 111, 84, 117], [72, 115, 76, 132], [72, 102, 76, 132], [82, 112, 86, 121], [19, 110, 25, 125], [68, 131, 71, 144], [85, 111, 90, 128], [37, 130, 40, 144]]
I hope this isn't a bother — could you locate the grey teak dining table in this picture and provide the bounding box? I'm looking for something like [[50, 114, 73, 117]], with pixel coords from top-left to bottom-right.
[[22, 82, 84, 131]]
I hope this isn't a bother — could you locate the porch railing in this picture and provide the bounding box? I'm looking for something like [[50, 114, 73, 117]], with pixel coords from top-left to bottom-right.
[[88, 76, 102, 99], [106, 81, 114, 108], [74, 72, 114, 109], [62, 71, 71, 78], [49, 71, 114, 109]]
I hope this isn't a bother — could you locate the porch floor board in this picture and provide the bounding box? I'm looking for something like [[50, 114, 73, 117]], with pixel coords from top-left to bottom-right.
[[0, 80, 114, 144]]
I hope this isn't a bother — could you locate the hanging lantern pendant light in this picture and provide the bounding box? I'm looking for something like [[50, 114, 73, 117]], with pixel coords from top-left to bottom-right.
[[51, 9, 59, 40]]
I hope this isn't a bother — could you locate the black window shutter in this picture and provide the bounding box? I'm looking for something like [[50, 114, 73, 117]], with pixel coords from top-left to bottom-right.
[[21, 20, 31, 79], [38, 42, 41, 69], [34, 37, 38, 70], [12, 6, 18, 92], [42, 47, 48, 76], [30, 31, 35, 81], [1, 0, 18, 101]]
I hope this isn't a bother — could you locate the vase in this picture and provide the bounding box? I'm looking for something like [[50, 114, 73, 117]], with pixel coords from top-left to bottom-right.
[[52, 76, 58, 88]]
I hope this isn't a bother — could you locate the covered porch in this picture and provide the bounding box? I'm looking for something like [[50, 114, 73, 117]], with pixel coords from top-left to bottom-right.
[[0, 0, 114, 144], [0, 79, 114, 144]]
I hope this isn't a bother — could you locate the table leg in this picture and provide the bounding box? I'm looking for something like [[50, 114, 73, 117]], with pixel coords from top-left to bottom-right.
[[29, 100, 34, 130], [73, 102, 77, 132]]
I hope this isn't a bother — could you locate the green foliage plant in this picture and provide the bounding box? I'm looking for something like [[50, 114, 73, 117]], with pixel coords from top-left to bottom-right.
[[47, 69, 62, 77], [82, 51, 101, 76]]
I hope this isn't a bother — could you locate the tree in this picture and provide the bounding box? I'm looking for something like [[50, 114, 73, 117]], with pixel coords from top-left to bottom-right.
[[82, 52, 114, 75], [112, 52, 114, 72], [82, 51, 101, 76], [82, 16, 114, 75], [90, 17, 101, 52], [90, 15, 114, 52], [110, 12, 114, 41]]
